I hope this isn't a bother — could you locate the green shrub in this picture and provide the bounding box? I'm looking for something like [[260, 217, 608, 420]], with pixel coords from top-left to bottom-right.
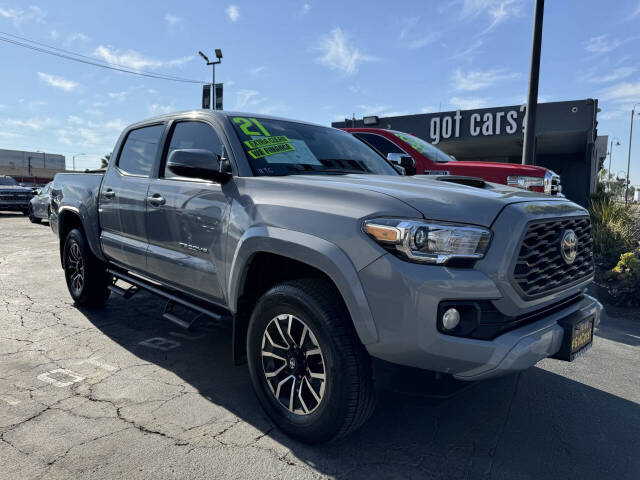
[[603, 250, 640, 306], [589, 192, 640, 269]]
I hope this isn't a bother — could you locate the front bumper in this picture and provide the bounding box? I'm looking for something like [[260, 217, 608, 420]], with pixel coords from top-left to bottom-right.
[[0, 201, 30, 211], [358, 253, 601, 381]]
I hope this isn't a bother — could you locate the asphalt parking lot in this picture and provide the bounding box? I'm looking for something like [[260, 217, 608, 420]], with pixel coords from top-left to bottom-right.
[[1, 213, 639, 479]]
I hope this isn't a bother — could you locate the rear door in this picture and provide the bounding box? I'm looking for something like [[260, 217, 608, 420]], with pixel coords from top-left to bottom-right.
[[99, 124, 165, 272], [145, 119, 231, 304]]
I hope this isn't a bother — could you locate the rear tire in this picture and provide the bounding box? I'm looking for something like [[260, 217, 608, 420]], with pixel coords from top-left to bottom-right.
[[63, 228, 110, 307], [28, 205, 41, 224], [247, 279, 376, 443]]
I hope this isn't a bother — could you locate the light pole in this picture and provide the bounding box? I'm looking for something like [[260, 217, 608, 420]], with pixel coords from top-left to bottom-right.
[[608, 137, 620, 191], [625, 103, 640, 204], [522, 0, 545, 165], [72, 153, 87, 172], [198, 49, 223, 110]]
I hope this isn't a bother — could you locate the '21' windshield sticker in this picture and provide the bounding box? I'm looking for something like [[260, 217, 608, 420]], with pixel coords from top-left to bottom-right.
[[233, 117, 271, 137]]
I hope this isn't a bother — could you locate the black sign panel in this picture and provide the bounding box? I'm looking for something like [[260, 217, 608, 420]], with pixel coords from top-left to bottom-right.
[[202, 84, 211, 109], [215, 83, 223, 111]]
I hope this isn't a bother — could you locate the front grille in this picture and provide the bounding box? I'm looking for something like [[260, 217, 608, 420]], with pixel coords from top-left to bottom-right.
[[513, 216, 593, 297]]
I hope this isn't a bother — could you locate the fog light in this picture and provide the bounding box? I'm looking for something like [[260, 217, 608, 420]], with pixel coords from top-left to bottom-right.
[[442, 308, 461, 330]]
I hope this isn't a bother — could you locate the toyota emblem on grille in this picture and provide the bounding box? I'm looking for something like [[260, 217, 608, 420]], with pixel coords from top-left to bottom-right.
[[560, 229, 578, 264]]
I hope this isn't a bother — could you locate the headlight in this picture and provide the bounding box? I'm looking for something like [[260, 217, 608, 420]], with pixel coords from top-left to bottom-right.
[[363, 218, 491, 265], [506, 175, 544, 190]]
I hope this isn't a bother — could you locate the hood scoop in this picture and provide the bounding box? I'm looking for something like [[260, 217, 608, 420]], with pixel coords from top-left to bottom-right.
[[433, 175, 486, 189]]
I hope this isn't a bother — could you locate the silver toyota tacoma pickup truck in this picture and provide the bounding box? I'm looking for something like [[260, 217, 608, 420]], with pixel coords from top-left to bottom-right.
[[50, 111, 601, 443]]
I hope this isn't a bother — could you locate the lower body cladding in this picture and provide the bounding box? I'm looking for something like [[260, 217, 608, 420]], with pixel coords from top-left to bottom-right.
[[358, 253, 602, 381]]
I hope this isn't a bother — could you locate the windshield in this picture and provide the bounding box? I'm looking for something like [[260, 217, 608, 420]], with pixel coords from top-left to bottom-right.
[[391, 131, 454, 163], [230, 116, 397, 176], [0, 176, 18, 186]]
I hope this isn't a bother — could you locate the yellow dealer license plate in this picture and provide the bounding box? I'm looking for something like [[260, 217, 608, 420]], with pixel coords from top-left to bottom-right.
[[570, 318, 594, 357]]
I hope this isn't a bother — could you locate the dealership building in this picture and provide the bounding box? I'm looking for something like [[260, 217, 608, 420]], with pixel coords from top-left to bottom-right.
[[333, 99, 606, 207], [0, 148, 66, 185]]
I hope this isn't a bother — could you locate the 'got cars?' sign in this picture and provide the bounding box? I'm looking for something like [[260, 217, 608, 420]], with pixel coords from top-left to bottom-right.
[[429, 105, 527, 145]]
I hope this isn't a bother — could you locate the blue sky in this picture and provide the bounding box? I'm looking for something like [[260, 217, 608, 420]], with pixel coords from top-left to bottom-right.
[[0, 0, 639, 184]]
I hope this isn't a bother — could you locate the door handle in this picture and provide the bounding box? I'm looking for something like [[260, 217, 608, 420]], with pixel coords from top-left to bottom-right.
[[103, 189, 115, 199], [147, 193, 166, 207]]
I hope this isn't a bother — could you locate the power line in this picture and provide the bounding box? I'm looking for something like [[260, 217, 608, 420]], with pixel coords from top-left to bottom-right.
[[0, 31, 207, 84], [0, 31, 196, 82]]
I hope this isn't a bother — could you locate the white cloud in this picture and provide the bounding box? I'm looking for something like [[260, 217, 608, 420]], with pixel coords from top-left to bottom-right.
[[399, 18, 440, 49], [301, 3, 312, 15], [584, 34, 622, 54], [452, 39, 485, 63], [226, 5, 240, 22], [421, 106, 437, 113], [37, 72, 78, 92], [1, 116, 58, 131], [250, 66, 268, 75], [148, 104, 174, 115], [108, 91, 129, 102], [599, 110, 625, 121], [358, 104, 408, 117], [452, 68, 519, 91], [600, 81, 640, 104], [85, 108, 103, 116], [165, 13, 183, 25], [0, 5, 45, 27], [450, 96, 489, 110], [634, 1, 640, 17], [67, 115, 84, 125], [315, 28, 379, 76], [63, 33, 90, 47], [587, 67, 635, 83], [104, 119, 126, 131], [456, 0, 524, 31], [234, 89, 267, 110], [93, 46, 193, 70]]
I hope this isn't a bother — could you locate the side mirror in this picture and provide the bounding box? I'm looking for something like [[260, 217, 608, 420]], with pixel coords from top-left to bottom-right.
[[167, 149, 232, 184], [387, 153, 416, 176]]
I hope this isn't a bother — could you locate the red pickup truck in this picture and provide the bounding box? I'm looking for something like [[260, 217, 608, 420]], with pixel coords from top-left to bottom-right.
[[343, 127, 561, 195]]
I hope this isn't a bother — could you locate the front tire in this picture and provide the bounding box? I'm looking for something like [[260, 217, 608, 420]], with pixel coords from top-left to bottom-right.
[[247, 279, 376, 443], [63, 229, 110, 307], [28, 205, 41, 223]]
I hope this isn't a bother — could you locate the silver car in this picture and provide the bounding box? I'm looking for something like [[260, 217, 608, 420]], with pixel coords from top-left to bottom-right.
[[28, 182, 52, 223]]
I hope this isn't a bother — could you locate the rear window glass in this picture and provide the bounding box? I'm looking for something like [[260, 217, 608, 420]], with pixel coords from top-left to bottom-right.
[[118, 124, 164, 176]]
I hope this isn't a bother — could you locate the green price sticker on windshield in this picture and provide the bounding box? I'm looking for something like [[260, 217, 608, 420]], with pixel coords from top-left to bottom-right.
[[248, 142, 295, 159], [244, 136, 290, 149]]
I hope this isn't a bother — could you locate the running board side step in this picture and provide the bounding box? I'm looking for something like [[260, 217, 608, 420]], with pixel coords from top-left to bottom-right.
[[107, 268, 229, 327], [108, 283, 139, 299]]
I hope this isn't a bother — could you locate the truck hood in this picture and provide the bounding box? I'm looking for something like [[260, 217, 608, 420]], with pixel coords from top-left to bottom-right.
[[272, 174, 571, 227], [444, 161, 548, 176]]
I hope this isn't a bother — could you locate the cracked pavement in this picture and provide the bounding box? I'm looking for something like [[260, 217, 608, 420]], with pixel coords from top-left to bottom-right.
[[1, 213, 639, 479]]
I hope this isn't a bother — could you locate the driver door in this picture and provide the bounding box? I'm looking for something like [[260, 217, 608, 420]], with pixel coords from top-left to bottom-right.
[[145, 120, 231, 304]]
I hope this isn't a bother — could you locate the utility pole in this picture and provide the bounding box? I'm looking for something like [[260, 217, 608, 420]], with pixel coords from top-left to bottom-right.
[[625, 104, 639, 204], [72, 153, 86, 172], [198, 49, 223, 110], [522, 0, 545, 165], [608, 137, 620, 192]]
